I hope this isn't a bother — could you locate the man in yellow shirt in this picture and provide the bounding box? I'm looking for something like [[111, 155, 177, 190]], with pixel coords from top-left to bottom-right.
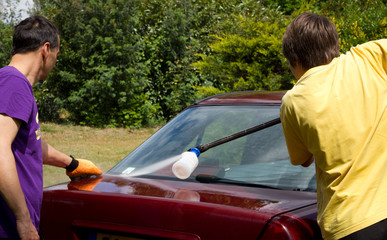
[[280, 12, 387, 240]]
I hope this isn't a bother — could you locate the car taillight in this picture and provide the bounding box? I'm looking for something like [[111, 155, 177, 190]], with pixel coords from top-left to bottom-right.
[[259, 215, 316, 240]]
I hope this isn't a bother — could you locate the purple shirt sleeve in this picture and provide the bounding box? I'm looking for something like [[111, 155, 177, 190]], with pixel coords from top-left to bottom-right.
[[0, 68, 33, 123]]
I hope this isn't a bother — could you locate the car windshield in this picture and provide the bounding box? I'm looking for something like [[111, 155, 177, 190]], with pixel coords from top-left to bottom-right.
[[109, 105, 316, 192]]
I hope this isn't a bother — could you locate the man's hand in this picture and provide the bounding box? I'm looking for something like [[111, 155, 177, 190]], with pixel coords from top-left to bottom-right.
[[66, 158, 103, 179], [16, 218, 40, 240]]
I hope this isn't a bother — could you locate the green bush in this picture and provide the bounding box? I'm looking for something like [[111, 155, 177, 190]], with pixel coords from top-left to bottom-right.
[[36, 0, 157, 127], [263, 0, 305, 15], [138, 0, 201, 120], [1, 0, 384, 127], [0, 22, 13, 67], [193, 12, 293, 92], [320, 0, 387, 52]]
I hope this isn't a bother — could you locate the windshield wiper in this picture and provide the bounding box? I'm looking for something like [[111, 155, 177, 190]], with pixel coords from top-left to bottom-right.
[[195, 175, 281, 190]]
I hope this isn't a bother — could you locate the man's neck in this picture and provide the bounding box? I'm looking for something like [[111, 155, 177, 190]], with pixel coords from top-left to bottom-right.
[[8, 52, 42, 86], [290, 62, 307, 80]]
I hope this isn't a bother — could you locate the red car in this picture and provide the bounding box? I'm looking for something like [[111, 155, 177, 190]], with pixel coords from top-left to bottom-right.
[[40, 91, 321, 240]]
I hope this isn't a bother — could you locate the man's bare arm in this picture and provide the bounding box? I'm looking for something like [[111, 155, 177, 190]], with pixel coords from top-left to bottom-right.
[[41, 139, 102, 178], [0, 114, 39, 239], [41, 140, 72, 167]]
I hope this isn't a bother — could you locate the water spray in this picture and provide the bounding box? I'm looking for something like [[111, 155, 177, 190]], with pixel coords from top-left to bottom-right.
[[172, 117, 281, 179]]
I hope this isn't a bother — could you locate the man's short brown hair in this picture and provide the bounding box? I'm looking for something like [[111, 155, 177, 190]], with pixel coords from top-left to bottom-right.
[[12, 15, 59, 55], [282, 12, 340, 70]]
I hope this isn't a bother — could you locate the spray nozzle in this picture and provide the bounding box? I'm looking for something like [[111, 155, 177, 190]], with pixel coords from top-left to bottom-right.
[[172, 149, 201, 179]]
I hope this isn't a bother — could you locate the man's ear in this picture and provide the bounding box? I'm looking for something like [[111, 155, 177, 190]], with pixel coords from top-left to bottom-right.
[[41, 42, 51, 60]]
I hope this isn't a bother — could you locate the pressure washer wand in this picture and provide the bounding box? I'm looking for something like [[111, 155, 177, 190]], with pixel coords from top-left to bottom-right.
[[195, 117, 281, 154], [172, 117, 281, 179]]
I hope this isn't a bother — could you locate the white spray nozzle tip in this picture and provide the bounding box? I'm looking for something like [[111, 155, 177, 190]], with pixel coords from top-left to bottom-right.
[[172, 152, 199, 179]]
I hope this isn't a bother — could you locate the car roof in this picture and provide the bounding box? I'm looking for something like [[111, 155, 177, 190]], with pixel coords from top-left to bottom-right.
[[193, 91, 286, 105]]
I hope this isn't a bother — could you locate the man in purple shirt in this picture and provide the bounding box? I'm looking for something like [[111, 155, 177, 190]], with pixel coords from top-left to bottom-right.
[[0, 16, 102, 239]]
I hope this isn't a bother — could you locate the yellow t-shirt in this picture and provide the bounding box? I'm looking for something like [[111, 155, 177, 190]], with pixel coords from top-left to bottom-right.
[[280, 39, 387, 240]]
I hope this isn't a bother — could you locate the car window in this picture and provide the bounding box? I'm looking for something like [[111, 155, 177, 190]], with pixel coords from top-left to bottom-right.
[[109, 105, 316, 191]]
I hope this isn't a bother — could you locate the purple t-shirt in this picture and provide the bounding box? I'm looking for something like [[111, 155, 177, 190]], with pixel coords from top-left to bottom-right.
[[0, 66, 43, 237]]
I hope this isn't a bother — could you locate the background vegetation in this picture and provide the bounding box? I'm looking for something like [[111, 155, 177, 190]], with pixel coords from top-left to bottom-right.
[[1, 0, 386, 128]]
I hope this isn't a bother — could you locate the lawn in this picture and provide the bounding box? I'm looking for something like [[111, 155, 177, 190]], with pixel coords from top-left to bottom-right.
[[41, 123, 158, 187]]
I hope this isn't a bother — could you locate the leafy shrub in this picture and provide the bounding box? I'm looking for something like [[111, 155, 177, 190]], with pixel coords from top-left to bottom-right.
[[138, 0, 201, 120], [0, 22, 13, 67], [193, 12, 293, 92], [320, 0, 387, 52], [36, 0, 158, 127], [1, 0, 384, 127], [263, 0, 305, 14]]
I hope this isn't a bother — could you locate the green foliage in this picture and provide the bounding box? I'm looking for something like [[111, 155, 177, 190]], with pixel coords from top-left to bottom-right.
[[320, 0, 387, 52], [1, 0, 385, 127], [0, 0, 20, 67], [194, 85, 226, 100], [263, 0, 306, 14], [193, 7, 293, 92], [0, 21, 13, 67], [36, 0, 157, 127], [138, 0, 201, 120]]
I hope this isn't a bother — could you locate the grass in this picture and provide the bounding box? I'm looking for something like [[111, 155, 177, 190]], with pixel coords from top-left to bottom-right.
[[41, 123, 158, 187]]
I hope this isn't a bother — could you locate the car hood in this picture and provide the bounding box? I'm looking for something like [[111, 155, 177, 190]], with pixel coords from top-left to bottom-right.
[[46, 174, 316, 215], [42, 174, 319, 240]]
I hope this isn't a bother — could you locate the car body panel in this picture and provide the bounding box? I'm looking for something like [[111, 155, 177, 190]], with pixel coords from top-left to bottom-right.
[[41, 175, 318, 239]]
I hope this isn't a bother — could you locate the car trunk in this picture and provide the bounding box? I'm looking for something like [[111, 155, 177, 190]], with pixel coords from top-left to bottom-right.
[[40, 174, 321, 240]]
